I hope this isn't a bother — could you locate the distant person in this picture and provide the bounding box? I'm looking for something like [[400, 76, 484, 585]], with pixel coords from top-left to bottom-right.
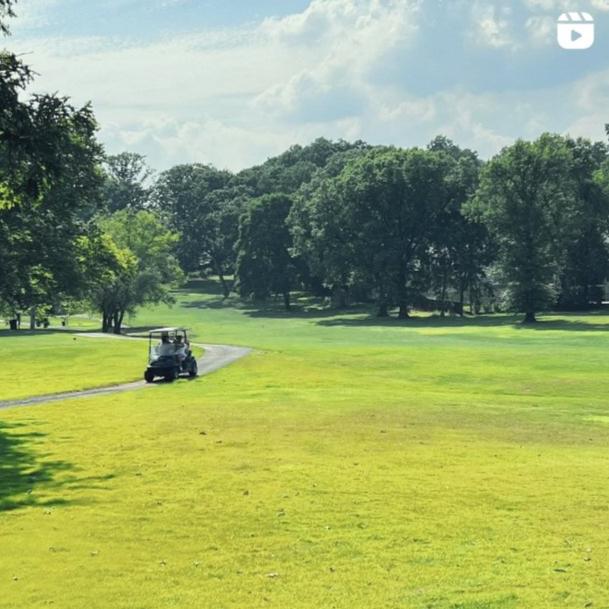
[[157, 334, 175, 357], [174, 335, 187, 362]]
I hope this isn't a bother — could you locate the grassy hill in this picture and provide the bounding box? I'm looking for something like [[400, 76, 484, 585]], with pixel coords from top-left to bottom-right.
[[1, 279, 609, 609]]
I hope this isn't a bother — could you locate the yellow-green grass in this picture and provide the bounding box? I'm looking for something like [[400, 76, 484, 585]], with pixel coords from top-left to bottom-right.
[[2, 280, 609, 608], [0, 333, 146, 400]]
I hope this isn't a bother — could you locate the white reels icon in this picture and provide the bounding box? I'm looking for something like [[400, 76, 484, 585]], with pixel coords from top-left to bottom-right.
[[557, 12, 595, 50]]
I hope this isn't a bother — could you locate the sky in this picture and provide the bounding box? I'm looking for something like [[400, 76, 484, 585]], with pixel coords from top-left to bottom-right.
[[5, 0, 609, 172]]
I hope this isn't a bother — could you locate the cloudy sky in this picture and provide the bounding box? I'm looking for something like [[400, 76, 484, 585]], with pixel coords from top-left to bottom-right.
[[5, 0, 609, 171]]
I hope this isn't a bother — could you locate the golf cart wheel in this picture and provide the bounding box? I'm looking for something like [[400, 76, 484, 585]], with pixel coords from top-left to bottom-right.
[[189, 360, 198, 378], [144, 371, 155, 383]]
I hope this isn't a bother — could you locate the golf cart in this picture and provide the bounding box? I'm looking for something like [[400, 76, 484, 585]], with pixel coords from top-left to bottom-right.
[[144, 327, 198, 383]]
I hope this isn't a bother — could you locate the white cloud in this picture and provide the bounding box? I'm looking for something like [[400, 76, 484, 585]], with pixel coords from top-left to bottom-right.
[[522, 0, 609, 11], [10, 0, 60, 29], [471, 4, 514, 48], [525, 15, 555, 45], [254, 0, 420, 120], [5, 0, 609, 171]]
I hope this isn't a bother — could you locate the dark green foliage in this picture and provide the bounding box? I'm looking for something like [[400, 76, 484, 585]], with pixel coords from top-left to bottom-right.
[[236, 138, 369, 196], [426, 136, 490, 315], [91, 210, 183, 333], [152, 163, 235, 285], [235, 194, 297, 309], [557, 138, 609, 309], [102, 152, 152, 213], [1, 5, 106, 320], [290, 146, 455, 317], [0, 96, 104, 314], [472, 135, 579, 322]]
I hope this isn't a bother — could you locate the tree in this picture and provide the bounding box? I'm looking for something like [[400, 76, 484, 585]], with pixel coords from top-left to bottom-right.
[[0, 98, 104, 324], [292, 147, 452, 318], [426, 136, 489, 316], [194, 185, 250, 297], [92, 210, 183, 333], [235, 194, 297, 310], [237, 138, 368, 196], [152, 163, 234, 282], [556, 138, 609, 309], [289, 148, 368, 308], [471, 135, 578, 323], [1, 3, 105, 323], [102, 152, 152, 213]]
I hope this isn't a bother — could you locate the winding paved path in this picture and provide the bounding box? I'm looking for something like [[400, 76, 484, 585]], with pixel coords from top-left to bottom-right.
[[0, 339, 251, 410]]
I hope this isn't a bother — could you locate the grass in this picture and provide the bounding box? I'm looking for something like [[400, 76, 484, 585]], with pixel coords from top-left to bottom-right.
[[0, 332, 146, 400], [2, 279, 609, 608]]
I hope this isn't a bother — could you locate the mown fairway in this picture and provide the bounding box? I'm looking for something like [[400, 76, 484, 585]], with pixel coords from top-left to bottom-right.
[[0, 332, 145, 401], [2, 280, 609, 609]]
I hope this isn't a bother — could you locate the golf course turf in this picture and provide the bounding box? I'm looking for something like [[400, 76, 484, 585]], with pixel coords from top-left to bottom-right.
[[0, 332, 145, 401], [1, 279, 609, 609]]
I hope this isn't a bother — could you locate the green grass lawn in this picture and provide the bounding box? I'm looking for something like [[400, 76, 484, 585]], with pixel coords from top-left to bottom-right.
[[2, 280, 609, 608], [0, 332, 146, 400]]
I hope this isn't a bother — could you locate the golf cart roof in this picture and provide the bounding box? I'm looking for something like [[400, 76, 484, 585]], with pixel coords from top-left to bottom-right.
[[148, 327, 188, 335]]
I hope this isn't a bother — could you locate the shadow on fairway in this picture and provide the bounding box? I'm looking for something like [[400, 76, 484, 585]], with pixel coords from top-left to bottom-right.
[[0, 325, 161, 338], [317, 313, 609, 332], [0, 328, 64, 337], [176, 281, 609, 332], [0, 421, 113, 512]]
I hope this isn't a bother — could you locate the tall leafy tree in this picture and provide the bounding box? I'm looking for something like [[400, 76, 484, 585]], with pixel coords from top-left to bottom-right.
[[152, 163, 235, 288], [556, 138, 609, 308], [426, 136, 489, 316], [235, 194, 297, 310], [293, 147, 451, 318], [93, 210, 183, 333], [194, 184, 250, 297], [289, 148, 369, 307], [471, 134, 578, 323], [237, 138, 369, 196], [1, 2, 105, 323], [102, 152, 152, 213]]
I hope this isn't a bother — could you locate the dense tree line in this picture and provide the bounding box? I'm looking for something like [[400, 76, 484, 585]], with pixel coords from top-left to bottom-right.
[[147, 133, 609, 323], [3, 0, 609, 328]]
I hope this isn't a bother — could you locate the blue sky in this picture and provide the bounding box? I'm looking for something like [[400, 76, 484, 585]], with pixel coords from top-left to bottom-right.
[[6, 0, 609, 171]]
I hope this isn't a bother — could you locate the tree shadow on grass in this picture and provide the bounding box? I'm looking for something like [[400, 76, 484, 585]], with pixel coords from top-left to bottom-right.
[[0, 328, 66, 338], [0, 421, 114, 512], [177, 287, 609, 331], [316, 312, 609, 332], [180, 290, 357, 319]]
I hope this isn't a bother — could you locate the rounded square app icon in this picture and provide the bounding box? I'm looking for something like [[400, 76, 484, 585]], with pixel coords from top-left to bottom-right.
[[557, 12, 595, 49]]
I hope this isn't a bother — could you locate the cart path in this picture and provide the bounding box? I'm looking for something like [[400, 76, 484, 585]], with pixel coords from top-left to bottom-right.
[[0, 339, 252, 410]]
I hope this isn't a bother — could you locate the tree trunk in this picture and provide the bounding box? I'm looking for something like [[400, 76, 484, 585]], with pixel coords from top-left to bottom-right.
[[217, 269, 230, 299], [102, 310, 113, 333], [332, 285, 348, 309], [376, 301, 389, 317], [440, 269, 448, 318], [29, 307, 36, 330], [523, 311, 537, 324], [459, 279, 465, 317], [397, 261, 409, 319], [283, 291, 291, 311], [469, 286, 481, 315], [398, 303, 409, 319], [113, 310, 124, 334]]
